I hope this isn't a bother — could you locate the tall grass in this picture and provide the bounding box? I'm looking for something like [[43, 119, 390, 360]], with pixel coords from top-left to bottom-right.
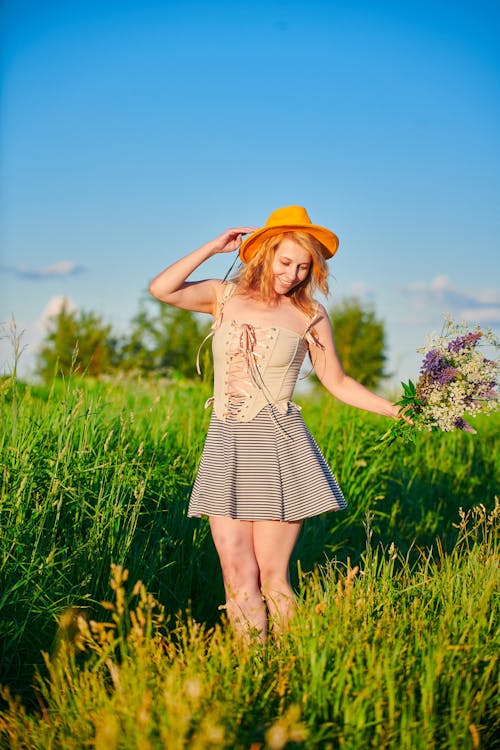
[[1, 503, 498, 749], [0, 371, 499, 744], [1, 374, 216, 695]]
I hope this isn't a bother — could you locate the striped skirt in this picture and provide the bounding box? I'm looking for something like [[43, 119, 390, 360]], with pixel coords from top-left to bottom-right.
[[188, 404, 347, 521]]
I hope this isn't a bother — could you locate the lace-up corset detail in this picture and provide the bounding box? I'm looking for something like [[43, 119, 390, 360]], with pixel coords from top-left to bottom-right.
[[211, 321, 308, 421], [199, 283, 324, 423]]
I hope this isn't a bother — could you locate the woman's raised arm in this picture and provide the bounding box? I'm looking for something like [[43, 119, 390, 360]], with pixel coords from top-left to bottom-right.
[[149, 227, 256, 314]]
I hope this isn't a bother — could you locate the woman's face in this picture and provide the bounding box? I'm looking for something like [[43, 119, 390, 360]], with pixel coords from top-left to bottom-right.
[[272, 238, 312, 295]]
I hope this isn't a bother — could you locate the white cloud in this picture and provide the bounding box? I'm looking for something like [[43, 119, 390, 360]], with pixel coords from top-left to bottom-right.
[[476, 289, 500, 305], [37, 295, 77, 331], [430, 275, 450, 291], [0, 260, 85, 280], [39, 261, 82, 277], [460, 307, 500, 323], [401, 276, 500, 325]]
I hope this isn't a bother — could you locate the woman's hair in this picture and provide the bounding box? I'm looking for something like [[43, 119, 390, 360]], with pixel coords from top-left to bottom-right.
[[233, 231, 329, 316]]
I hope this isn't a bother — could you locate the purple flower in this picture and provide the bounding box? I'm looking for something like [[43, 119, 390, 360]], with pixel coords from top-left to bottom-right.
[[454, 417, 477, 434], [420, 350, 457, 385], [447, 332, 482, 353], [472, 380, 498, 397], [420, 349, 443, 376], [435, 366, 457, 385]]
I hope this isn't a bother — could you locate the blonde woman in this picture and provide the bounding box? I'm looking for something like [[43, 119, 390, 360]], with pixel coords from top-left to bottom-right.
[[150, 206, 400, 641]]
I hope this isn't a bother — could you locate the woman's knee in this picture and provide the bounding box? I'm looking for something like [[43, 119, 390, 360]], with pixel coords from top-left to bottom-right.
[[220, 554, 260, 590], [260, 572, 290, 598], [258, 558, 290, 589]]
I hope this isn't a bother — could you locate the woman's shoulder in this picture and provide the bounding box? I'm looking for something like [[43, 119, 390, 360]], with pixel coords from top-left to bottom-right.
[[212, 280, 239, 323], [309, 299, 329, 321], [305, 300, 333, 338], [217, 280, 238, 301]]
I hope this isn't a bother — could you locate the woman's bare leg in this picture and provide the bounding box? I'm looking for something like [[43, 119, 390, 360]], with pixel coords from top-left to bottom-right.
[[209, 516, 267, 641], [252, 520, 303, 633]]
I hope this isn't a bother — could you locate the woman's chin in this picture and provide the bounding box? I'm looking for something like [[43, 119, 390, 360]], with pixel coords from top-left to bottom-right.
[[274, 282, 292, 295]]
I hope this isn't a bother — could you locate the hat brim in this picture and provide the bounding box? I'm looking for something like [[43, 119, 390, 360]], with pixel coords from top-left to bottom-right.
[[239, 224, 339, 263]]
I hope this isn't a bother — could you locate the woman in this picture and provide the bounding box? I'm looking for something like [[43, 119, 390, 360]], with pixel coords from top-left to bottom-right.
[[149, 206, 401, 641]]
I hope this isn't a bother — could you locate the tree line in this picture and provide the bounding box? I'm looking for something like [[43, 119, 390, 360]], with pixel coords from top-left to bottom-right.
[[36, 295, 388, 389]]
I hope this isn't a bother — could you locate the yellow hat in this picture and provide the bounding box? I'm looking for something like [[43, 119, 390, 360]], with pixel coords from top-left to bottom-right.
[[239, 205, 339, 262]]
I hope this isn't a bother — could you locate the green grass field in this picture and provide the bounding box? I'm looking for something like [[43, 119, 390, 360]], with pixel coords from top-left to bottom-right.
[[0, 373, 499, 748]]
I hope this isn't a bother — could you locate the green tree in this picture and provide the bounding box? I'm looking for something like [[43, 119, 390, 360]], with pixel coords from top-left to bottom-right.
[[328, 297, 388, 389], [36, 301, 117, 381], [118, 296, 212, 379]]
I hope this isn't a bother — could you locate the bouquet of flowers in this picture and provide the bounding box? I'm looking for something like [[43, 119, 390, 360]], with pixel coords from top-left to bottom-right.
[[382, 318, 498, 444]]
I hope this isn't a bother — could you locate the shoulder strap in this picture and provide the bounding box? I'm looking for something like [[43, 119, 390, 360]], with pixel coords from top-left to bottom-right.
[[213, 281, 237, 329], [299, 304, 326, 383], [196, 282, 237, 375], [304, 303, 325, 350]]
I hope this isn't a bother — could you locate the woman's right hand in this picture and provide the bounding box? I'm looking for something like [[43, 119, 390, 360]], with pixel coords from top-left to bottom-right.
[[209, 227, 258, 255], [149, 225, 258, 313]]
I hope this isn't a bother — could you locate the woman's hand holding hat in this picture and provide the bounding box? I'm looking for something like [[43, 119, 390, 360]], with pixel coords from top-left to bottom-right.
[[209, 227, 258, 255], [150, 225, 255, 310]]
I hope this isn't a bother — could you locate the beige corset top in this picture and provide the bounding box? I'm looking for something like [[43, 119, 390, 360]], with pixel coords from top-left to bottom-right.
[[197, 283, 324, 423], [211, 320, 309, 421]]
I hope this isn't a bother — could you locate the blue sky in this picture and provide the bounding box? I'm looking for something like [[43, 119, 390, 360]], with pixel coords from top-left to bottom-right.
[[1, 0, 499, 386]]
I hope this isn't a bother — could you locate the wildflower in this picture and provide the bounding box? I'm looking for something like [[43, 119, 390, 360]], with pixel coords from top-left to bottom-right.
[[447, 331, 482, 353], [420, 348, 443, 377], [381, 319, 498, 444]]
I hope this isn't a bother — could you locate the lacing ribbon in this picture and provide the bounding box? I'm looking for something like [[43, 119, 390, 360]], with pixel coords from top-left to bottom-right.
[[196, 328, 215, 376], [226, 323, 294, 439], [300, 313, 326, 380], [197, 300, 326, 440], [243, 326, 274, 398]]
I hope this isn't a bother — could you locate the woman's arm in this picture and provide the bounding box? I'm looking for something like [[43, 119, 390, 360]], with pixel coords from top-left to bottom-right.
[[149, 226, 255, 314], [310, 305, 400, 419]]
